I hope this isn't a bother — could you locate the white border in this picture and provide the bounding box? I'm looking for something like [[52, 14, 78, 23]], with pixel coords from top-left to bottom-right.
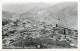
[[0, 0, 79, 51]]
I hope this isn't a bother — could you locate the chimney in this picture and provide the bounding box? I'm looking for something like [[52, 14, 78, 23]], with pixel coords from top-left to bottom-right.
[[56, 24, 58, 27], [64, 28, 68, 35]]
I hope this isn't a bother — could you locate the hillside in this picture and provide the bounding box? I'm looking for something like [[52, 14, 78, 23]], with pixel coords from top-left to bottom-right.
[[2, 2, 78, 49], [20, 2, 77, 30]]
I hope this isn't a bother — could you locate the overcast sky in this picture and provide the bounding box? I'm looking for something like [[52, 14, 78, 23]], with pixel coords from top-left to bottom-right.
[[2, 0, 77, 14], [2, 0, 77, 3]]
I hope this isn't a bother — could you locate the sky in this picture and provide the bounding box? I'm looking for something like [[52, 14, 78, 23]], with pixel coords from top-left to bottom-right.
[[2, 0, 78, 4], [2, 0, 78, 14]]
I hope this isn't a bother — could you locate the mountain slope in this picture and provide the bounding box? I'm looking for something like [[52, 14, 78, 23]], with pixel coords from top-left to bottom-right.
[[20, 2, 77, 29], [47, 2, 78, 29], [2, 2, 78, 30]]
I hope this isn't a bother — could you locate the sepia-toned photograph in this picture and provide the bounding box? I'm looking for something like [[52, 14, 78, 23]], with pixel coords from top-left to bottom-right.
[[2, 1, 78, 49]]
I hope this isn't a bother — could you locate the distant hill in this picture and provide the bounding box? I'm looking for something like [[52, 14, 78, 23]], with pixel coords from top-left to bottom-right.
[[20, 2, 77, 30], [2, 2, 78, 30], [45, 2, 78, 29], [3, 3, 50, 14], [2, 11, 13, 17]]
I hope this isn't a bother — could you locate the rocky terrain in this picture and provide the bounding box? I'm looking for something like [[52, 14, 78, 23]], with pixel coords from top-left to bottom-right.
[[2, 2, 78, 49]]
